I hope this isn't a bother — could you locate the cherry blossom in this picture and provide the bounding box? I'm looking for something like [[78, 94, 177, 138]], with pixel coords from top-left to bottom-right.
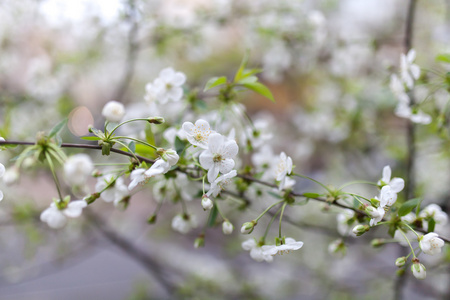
[[261, 237, 304, 256], [242, 239, 274, 262], [64, 154, 94, 186], [40, 200, 87, 229], [182, 119, 214, 149], [419, 233, 445, 256], [102, 101, 125, 123], [275, 152, 293, 191]]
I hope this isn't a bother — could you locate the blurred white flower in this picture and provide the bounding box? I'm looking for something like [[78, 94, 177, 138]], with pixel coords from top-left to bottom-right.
[[171, 214, 197, 234], [400, 49, 421, 90], [395, 104, 432, 125], [40, 200, 87, 229], [128, 168, 149, 190], [337, 209, 356, 237], [102, 101, 125, 123], [242, 239, 273, 262], [147, 67, 186, 104], [275, 152, 293, 191], [419, 233, 445, 256], [420, 204, 448, 232], [2, 166, 19, 185], [182, 119, 214, 149], [199, 133, 239, 183], [201, 195, 213, 210], [95, 175, 129, 205], [64, 154, 94, 186]]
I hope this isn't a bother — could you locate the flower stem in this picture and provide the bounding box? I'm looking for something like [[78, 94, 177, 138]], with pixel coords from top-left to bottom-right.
[[399, 229, 416, 258], [45, 152, 64, 201], [402, 222, 421, 238], [113, 136, 157, 150], [278, 202, 287, 238], [293, 173, 332, 193], [255, 200, 285, 222], [107, 118, 153, 138]]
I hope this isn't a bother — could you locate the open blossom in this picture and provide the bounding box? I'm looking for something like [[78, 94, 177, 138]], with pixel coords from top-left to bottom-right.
[[182, 119, 214, 149], [0, 162, 4, 201], [95, 175, 129, 205], [102, 101, 125, 123], [261, 237, 304, 256], [419, 204, 448, 231], [242, 239, 274, 262], [146, 67, 186, 104], [377, 165, 404, 194], [276, 152, 293, 191], [375, 185, 397, 207], [206, 170, 237, 197], [64, 154, 94, 186], [395, 104, 432, 125], [337, 209, 357, 236], [199, 133, 239, 183], [419, 233, 445, 256], [366, 206, 385, 226], [40, 200, 87, 229], [171, 214, 197, 234], [400, 49, 421, 90]]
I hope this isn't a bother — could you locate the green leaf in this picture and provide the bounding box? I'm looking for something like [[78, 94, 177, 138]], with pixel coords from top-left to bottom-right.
[[208, 205, 219, 227], [80, 136, 102, 141], [145, 124, 155, 146], [234, 51, 250, 82], [398, 198, 421, 217], [48, 118, 67, 138], [134, 144, 155, 157], [241, 82, 275, 102], [303, 192, 320, 198], [436, 54, 450, 63], [174, 136, 187, 154], [128, 141, 136, 153], [237, 76, 258, 84], [428, 218, 436, 233], [89, 127, 105, 139], [242, 68, 263, 78], [204, 76, 227, 91], [267, 191, 282, 199]]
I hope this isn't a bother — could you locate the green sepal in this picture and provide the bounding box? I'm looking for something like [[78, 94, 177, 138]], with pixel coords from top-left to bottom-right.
[[48, 118, 68, 138], [204, 76, 227, 91]]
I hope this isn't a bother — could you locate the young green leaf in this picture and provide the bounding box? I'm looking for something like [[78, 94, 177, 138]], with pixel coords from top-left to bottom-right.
[[208, 205, 219, 227], [427, 218, 436, 232], [48, 118, 67, 138], [204, 76, 227, 91], [128, 141, 136, 153], [436, 53, 450, 63], [398, 198, 421, 217], [303, 192, 320, 198], [234, 52, 250, 82], [80, 136, 102, 141], [241, 82, 275, 102]]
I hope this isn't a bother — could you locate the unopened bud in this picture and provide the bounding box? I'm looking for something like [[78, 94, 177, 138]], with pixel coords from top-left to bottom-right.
[[352, 224, 369, 236], [84, 193, 100, 204], [411, 260, 426, 280], [194, 235, 205, 248], [147, 214, 157, 224], [365, 206, 378, 217], [371, 238, 386, 248], [370, 198, 380, 207], [240, 220, 257, 234], [222, 220, 234, 235], [201, 195, 214, 211], [395, 257, 406, 267], [147, 116, 165, 124]]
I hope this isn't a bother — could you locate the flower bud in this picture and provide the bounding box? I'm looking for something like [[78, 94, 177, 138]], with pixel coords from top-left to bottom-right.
[[201, 195, 213, 211], [328, 239, 346, 257], [352, 224, 369, 236], [194, 235, 205, 248], [147, 214, 157, 224], [102, 101, 125, 123], [161, 149, 179, 166], [371, 238, 386, 248], [411, 260, 426, 280], [222, 220, 234, 235], [395, 257, 406, 267], [147, 116, 165, 124], [84, 193, 100, 204], [240, 220, 257, 234], [365, 206, 378, 217]]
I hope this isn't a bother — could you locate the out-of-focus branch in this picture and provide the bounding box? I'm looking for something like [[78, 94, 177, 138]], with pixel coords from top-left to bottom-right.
[[112, 0, 140, 103], [84, 210, 176, 296]]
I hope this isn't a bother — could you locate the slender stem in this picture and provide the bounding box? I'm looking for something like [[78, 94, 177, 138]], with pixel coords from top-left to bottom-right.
[[293, 173, 332, 193], [255, 200, 285, 222], [113, 136, 157, 150], [338, 180, 377, 191], [399, 229, 416, 258], [45, 152, 64, 201], [114, 140, 140, 162], [402, 222, 421, 238], [263, 206, 283, 241], [107, 118, 151, 138], [278, 202, 287, 238]]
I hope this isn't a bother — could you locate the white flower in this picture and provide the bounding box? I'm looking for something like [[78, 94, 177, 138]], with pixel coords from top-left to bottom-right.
[[145, 159, 171, 177], [337, 209, 356, 237], [378, 165, 404, 194], [367, 206, 385, 226], [206, 170, 237, 197], [199, 133, 239, 183], [261, 237, 304, 256], [95, 175, 129, 204], [201, 195, 213, 210], [390, 74, 409, 104], [419, 204, 448, 227], [376, 185, 397, 207], [40, 200, 87, 229], [2, 166, 19, 185], [102, 101, 125, 123], [128, 168, 149, 190], [222, 220, 234, 235], [395, 104, 432, 125], [149, 68, 186, 104], [64, 154, 94, 186], [411, 262, 426, 280], [161, 149, 179, 166], [275, 152, 293, 191], [328, 238, 346, 257], [182, 119, 214, 149], [171, 214, 197, 234], [0, 162, 4, 201], [400, 49, 421, 90], [419, 233, 445, 256], [241, 239, 273, 262]]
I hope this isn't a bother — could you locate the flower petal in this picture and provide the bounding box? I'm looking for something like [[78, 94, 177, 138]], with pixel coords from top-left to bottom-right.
[[199, 151, 214, 169], [389, 177, 405, 193], [219, 158, 235, 174]]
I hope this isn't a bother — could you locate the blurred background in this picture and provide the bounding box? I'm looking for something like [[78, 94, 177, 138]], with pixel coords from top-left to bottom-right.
[[0, 0, 449, 299]]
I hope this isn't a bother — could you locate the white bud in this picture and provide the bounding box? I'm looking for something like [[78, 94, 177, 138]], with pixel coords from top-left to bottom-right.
[[102, 101, 125, 123], [201, 196, 213, 211], [222, 220, 234, 235]]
